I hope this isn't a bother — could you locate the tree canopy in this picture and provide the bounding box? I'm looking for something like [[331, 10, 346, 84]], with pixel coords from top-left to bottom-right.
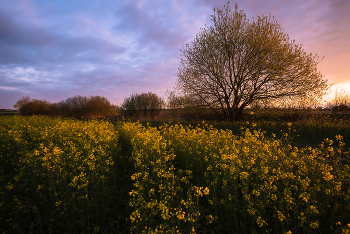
[[175, 2, 329, 120], [122, 92, 164, 111]]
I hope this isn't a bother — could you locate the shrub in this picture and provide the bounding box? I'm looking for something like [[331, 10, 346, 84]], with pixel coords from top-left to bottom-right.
[[55, 95, 116, 118], [122, 92, 164, 120], [57, 95, 89, 117], [332, 104, 350, 113], [19, 99, 51, 116], [85, 96, 115, 117]]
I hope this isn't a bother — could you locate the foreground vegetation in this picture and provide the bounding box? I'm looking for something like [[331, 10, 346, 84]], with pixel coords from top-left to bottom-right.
[[1, 116, 350, 233]]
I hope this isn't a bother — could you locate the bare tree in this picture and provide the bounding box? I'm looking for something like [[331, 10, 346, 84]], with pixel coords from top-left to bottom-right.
[[327, 86, 350, 113], [329, 86, 350, 106], [175, 2, 329, 120]]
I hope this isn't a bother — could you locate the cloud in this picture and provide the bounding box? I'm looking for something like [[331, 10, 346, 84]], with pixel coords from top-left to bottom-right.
[[0, 0, 199, 109], [0, 9, 127, 66], [0, 0, 349, 109]]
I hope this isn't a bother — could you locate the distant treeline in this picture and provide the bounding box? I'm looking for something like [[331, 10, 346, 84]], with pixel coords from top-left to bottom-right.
[[17, 95, 117, 118], [0, 109, 17, 112], [12, 91, 350, 121], [15, 92, 165, 120]]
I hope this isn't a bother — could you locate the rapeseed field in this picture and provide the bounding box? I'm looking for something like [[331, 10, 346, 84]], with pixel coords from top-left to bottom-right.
[[1, 116, 349, 233]]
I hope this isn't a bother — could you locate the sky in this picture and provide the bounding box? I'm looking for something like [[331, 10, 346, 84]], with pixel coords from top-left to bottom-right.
[[0, 0, 349, 109]]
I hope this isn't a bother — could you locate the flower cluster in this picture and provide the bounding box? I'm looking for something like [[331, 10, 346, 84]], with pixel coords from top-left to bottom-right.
[[1, 116, 119, 233], [1, 116, 350, 233], [126, 121, 350, 233]]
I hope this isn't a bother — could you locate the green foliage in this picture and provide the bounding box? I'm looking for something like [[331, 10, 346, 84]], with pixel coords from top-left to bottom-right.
[[174, 2, 329, 121]]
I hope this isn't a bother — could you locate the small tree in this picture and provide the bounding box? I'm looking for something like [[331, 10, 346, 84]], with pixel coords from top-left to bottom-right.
[[14, 96, 31, 110], [86, 96, 115, 117], [58, 95, 89, 117], [122, 92, 164, 118], [19, 99, 51, 116], [175, 2, 329, 121], [57, 95, 115, 117], [328, 86, 350, 113], [166, 90, 205, 109], [329, 86, 350, 107]]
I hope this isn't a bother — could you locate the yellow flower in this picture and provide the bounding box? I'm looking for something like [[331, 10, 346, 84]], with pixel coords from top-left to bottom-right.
[[6, 183, 14, 190], [310, 221, 319, 229], [176, 211, 185, 220], [190, 227, 196, 234], [323, 171, 333, 181], [203, 187, 210, 195], [256, 216, 266, 227], [277, 211, 285, 221]]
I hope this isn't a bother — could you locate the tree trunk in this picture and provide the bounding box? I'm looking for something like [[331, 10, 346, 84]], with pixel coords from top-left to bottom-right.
[[224, 106, 235, 121], [232, 105, 245, 121]]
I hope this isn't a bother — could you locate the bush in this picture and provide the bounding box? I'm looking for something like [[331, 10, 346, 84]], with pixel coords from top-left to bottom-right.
[[19, 99, 51, 116], [122, 92, 164, 120], [85, 96, 115, 117], [332, 104, 350, 113], [58, 95, 116, 118], [57, 95, 89, 117]]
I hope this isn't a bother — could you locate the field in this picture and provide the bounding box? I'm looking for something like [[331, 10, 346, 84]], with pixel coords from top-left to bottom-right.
[[0, 112, 19, 116], [1, 115, 350, 233]]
